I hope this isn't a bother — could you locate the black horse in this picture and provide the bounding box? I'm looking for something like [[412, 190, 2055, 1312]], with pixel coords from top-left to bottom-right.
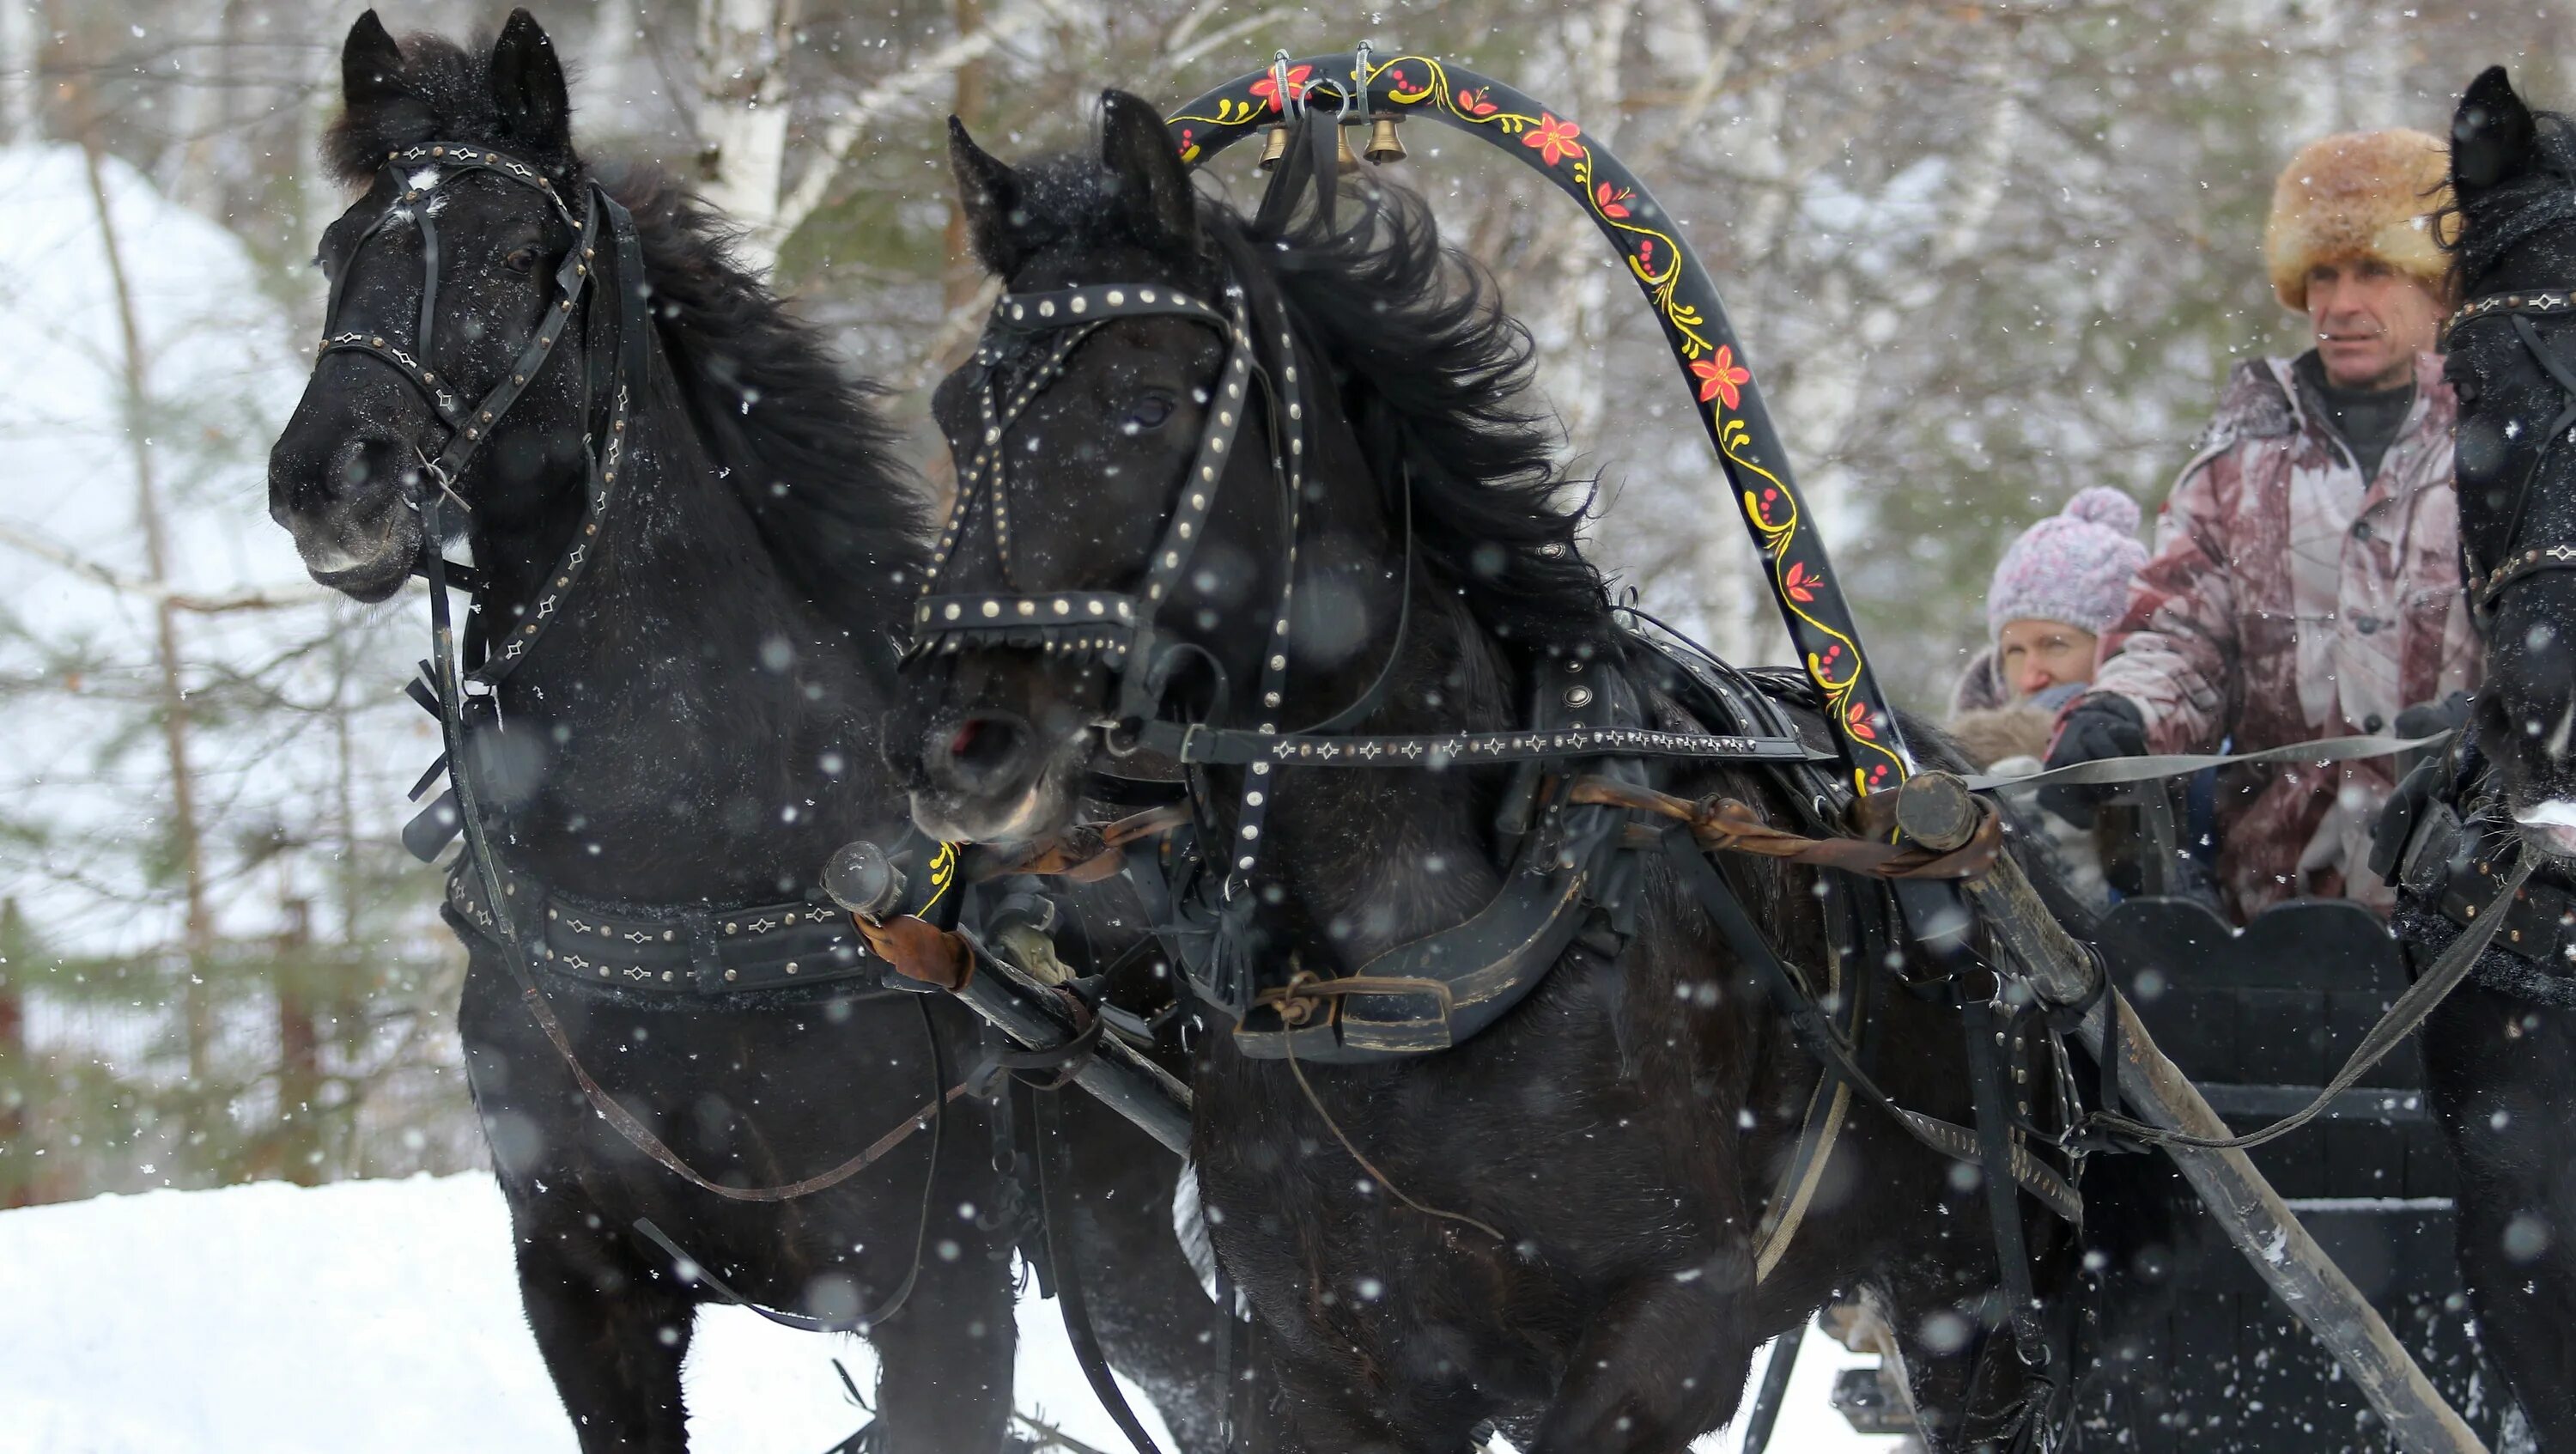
[[891, 94, 2082, 1452], [2383, 65, 2576, 1448], [267, 16, 1218, 1451]]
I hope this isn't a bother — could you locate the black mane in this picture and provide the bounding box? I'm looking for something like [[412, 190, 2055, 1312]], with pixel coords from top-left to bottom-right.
[[1003, 147, 1613, 650], [2447, 105, 2576, 287], [325, 30, 929, 632]]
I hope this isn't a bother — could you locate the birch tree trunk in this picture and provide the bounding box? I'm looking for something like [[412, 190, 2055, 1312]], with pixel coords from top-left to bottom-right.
[[0, 0, 34, 143], [695, 0, 798, 273]]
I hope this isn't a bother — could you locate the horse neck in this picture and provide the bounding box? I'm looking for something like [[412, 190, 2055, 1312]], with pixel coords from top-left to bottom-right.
[[1251, 439, 1526, 968], [474, 350, 899, 910]]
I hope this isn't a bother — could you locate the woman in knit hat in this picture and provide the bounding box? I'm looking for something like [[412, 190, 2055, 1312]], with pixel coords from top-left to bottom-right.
[[1949, 486, 2149, 722]]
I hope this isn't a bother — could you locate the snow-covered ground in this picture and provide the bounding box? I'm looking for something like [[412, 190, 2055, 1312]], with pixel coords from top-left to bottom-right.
[[0, 1174, 1898, 1452]]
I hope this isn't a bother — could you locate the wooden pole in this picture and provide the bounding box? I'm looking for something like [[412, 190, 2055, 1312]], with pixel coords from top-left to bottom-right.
[[1890, 772, 2484, 1454]]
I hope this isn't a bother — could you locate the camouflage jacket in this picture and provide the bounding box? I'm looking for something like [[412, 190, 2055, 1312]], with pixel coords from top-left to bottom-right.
[[2089, 351, 2478, 920]]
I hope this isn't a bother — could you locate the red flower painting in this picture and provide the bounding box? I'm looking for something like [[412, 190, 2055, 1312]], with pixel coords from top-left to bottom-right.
[[1845, 701, 1880, 741], [1251, 65, 1312, 113], [1593, 182, 1633, 219], [1455, 86, 1499, 117], [1522, 113, 1584, 166], [1783, 561, 1820, 603], [1691, 345, 1751, 410]]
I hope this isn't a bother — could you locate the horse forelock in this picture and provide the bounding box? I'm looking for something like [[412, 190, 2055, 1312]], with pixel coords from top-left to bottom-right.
[[324, 30, 569, 186]]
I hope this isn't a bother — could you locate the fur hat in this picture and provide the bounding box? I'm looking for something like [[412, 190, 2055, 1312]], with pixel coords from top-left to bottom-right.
[[1987, 487, 2147, 642], [2264, 129, 2453, 313]]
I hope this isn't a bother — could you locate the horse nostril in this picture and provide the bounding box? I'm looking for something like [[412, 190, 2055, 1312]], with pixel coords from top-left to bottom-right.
[[333, 438, 374, 496], [935, 712, 1029, 791]]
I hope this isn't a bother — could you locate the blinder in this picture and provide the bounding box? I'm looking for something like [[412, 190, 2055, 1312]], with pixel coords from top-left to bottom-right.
[[2447, 289, 2576, 622]]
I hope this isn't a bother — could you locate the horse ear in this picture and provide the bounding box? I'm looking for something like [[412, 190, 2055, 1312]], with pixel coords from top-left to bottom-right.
[[490, 9, 572, 156], [340, 11, 416, 125], [1098, 90, 1198, 255], [2456, 66, 2539, 196], [951, 116, 1030, 275]]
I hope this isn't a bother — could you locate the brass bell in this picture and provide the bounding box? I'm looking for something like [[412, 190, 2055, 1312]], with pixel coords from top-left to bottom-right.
[[1364, 115, 1407, 164], [1335, 123, 1360, 171], [1256, 124, 1290, 171]]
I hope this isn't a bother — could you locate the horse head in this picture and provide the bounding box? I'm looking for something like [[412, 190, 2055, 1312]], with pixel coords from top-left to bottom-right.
[[895, 93, 1597, 855], [894, 92, 1275, 846], [2447, 66, 2576, 854], [267, 9, 595, 602]]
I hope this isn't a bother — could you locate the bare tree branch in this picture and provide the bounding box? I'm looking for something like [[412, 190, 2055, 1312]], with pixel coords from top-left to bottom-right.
[[0, 522, 325, 615]]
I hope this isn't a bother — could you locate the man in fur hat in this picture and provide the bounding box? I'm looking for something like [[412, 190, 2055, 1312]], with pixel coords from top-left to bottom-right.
[[2043, 129, 2482, 922]]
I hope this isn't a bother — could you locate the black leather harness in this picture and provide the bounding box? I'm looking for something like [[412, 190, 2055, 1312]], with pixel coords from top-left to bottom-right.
[[443, 854, 949, 999], [2447, 289, 2576, 621]]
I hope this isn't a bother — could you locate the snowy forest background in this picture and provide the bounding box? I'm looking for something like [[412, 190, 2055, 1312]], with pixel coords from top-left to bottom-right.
[[1, 0, 2566, 1202]]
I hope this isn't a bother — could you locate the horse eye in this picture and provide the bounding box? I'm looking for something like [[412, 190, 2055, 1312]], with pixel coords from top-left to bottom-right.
[[1124, 394, 1176, 433], [505, 246, 539, 275]]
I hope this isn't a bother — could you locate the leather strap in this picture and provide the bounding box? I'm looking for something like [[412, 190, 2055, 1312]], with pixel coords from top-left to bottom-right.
[[1660, 824, 2081, 1225], [1033, 1087, 1169, 1454]]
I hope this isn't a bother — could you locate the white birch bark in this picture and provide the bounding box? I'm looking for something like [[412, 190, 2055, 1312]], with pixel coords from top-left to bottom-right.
[[0, 0, 35, 143], [694, 0, 798, 273]]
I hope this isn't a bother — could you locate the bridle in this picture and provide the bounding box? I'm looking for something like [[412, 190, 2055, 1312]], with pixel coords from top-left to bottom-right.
[[312, 141, 646, 857], [903, 121, 1820, 895], [319, 142, 632, 526], [2447, 289, 2576, 623], [908, 271, 1321, 885]]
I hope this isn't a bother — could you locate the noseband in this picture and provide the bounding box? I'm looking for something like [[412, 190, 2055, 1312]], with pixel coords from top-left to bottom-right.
[[2449, 289, 2576, 622]]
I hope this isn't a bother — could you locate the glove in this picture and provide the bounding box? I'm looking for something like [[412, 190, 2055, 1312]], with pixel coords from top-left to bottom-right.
[[2370, 691, 2475, 885], [2038, 695, 2149, 828], [2392, 690, 2474, 742]]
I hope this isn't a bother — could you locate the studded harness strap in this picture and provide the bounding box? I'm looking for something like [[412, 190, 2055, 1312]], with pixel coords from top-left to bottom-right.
[[2448, 290, 2576, 619]]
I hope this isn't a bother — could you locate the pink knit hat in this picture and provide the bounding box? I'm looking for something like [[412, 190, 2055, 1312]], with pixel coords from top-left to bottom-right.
[[1986, 487, 2148, 642]]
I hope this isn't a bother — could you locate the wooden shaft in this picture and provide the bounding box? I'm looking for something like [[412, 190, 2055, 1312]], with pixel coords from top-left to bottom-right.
[[1886, 770, 2485, 1451], [945, 950, 1195, 1159]]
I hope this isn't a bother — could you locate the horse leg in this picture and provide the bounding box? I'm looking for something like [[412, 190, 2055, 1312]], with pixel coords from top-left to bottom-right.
[[865, 1133, 1019, 1454], [2424, 983, 2576, 1445], [507, 1195, 698, 1453], [1054, 1089, 1230, 1451], [1523, 1264, 1755, 1454]]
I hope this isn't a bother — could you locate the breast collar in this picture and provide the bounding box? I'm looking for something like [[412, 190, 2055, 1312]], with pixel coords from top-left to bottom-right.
[[2448, 289, 2576, 623]]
